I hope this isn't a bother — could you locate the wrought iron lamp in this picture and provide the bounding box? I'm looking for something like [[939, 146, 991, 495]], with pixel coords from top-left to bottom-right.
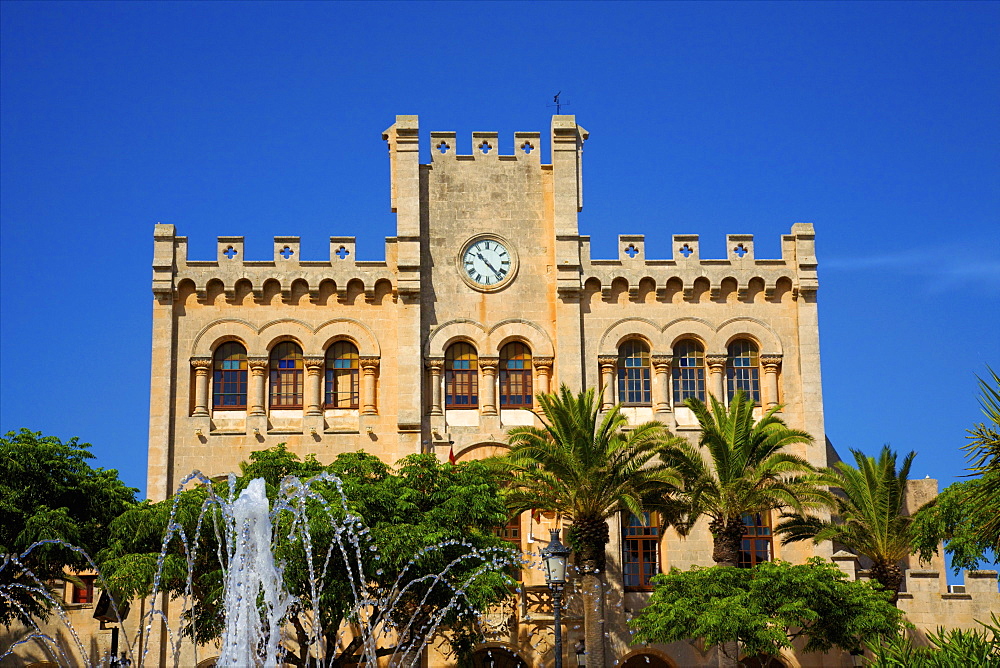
[[542, 528, 571, 668]]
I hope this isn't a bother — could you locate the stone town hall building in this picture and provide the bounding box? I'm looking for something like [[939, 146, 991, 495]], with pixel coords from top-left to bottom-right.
[[12, 115, 990, 668]]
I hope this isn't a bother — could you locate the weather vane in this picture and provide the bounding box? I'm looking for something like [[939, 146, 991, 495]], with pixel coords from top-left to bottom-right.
[[548, 92, 570, 114]]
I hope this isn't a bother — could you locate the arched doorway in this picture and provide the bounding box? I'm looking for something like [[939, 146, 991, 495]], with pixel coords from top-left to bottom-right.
[[739, 656, 787, 668], [621, 653, 672, 668], [471, 646, 527, 668]]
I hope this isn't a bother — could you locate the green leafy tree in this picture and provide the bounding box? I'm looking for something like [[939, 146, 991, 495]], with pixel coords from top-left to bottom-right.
[[914, 368, 1000, 571], [778, 446, 916, 604], [661, 391, 829, 566], [0, 429, 138, 625], [490, 385, 683, 668], [629, 558, 905, 667], [98, 445, 516, 667]]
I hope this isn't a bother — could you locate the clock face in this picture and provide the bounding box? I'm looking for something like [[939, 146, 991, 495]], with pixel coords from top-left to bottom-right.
[[460, 236, 517, 290]]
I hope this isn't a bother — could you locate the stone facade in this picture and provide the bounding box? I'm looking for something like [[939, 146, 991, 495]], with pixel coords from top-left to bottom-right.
[[5, 116, 995, 668]]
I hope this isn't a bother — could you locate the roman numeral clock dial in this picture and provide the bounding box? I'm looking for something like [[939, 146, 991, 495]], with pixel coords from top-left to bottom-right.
[[458, 235, 518, 292]]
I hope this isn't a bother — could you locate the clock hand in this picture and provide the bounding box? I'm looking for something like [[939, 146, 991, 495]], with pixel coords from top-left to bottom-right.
[[476, 252, 502, 276]]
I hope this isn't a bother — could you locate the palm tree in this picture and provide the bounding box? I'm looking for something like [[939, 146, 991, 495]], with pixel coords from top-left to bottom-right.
[[964, 367, 1000, 551], [661, 391, 829, 566], [491, 384, 684, 668], [777, 445, 917, 604]]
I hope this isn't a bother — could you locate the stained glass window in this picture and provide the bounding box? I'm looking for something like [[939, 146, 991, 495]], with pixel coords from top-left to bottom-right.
[[499, 342, 532, 408], [269, 341, 303, 408], [213, 342, 247, 409], [325, 341, 359, 408], [445, 343, 478, 408]]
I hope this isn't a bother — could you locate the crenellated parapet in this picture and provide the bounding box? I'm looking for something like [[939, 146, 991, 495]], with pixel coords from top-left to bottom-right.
[[573, 223, 818, 302], [151, 224, 396, 305]]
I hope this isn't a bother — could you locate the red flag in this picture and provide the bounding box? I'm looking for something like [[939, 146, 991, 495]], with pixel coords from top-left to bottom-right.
[[448, 445, 457, 465]]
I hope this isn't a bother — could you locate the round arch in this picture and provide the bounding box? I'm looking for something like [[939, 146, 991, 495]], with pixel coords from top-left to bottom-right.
[[619, 648, 676, 668], [191, 319, 259, 357], [471, 645, 527, 668], [426, 319, 489, 357], [454, 441, 509, 462], [487, 319, 555, 357], [660, 316, 716, 351], [313, 318, 382, 357], [715, 317, 783, 355], [598, 317, 662, 356]]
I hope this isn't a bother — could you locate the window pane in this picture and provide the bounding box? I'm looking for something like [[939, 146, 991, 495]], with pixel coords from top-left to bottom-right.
[[623, 512, 660, 588], [445, 343, 479, 408], [727, 339, 761, 404], [738, 512, 773, 568], [672, 339, 705, 403], [325, 341, 359, 408], [213, 342, 247, 409], [500, 342, 533, 408], [270, 342, 304, 408], [618, 340, 651, 405]]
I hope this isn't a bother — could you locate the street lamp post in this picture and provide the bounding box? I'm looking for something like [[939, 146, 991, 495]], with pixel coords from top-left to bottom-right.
[[542, 528, 572, 668]]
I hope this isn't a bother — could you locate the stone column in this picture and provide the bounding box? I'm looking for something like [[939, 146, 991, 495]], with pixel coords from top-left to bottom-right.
[[652, 355, 672, 412], [480, 357, 498, 416], [426, 358, 444, 415], [248, 356, 268, 416], [533, 356, 554, 396], [191, 358, 211, 417], [360, 357, 380, 415], [707, 354, 727, 401], [598, 355, 617, 410], [303, 356, 324, 416], [761, 354, 783, 409]]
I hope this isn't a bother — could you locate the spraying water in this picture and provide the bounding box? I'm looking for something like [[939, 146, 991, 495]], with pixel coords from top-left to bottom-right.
[[1, 472, 530, 668]]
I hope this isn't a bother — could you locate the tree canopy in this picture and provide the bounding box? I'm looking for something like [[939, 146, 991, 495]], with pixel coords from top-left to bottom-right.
[[0, 428, 138, 625], [628, 558, 905, 664], [660, 392, 828, 566], [98, 445, 517, 666], [778, 446, 917, 604]]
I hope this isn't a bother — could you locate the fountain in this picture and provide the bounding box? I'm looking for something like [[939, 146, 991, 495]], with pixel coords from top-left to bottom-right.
[[1, 471, 528, 668]]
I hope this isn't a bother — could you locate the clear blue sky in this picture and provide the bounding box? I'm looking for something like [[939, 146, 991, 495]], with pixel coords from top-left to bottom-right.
[[2, 2, 998, 505]]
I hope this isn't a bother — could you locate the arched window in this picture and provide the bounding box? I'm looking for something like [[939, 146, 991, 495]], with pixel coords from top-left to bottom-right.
[[499, 342, 532, 408], [727, 339, 760, 404], [445, 342, 478, 408], [618, 340, 651, 405], [672, 339, 706, 403], [623, 511, 660, 590], [213, 342, 247, 409], [739, 512, 773, 568], [269, 341, 303, 408], [325, 341, 359, 408]]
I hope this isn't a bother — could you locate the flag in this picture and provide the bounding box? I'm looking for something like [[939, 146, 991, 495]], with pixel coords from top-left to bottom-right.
[[448, 445, 457, 465]]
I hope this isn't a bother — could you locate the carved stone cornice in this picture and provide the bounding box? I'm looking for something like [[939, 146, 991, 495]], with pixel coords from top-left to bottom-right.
[[425, 357, 444, 372], [705, 354, 728, 369], [760, 354, 783, 368], [479, 357, 499, 372], [360, 356, 380, 371], [597, 355, 617, 367], [651, 354, 672, 369], [532, 356, 554, 370], [247, 356, 268, 373], [190, 357, 212, 371], [303, 356, 325, 371]]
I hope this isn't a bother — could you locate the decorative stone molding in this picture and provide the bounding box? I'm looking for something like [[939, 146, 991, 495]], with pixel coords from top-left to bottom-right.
[[705, 354, 728, 369], [760, 354, 783, 368], [360, 356, 381, 370], [190, 357, 212, 370], [303, 356, 325, 372], [247, 356, 268, 373], [651, 354, 672, 369]]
